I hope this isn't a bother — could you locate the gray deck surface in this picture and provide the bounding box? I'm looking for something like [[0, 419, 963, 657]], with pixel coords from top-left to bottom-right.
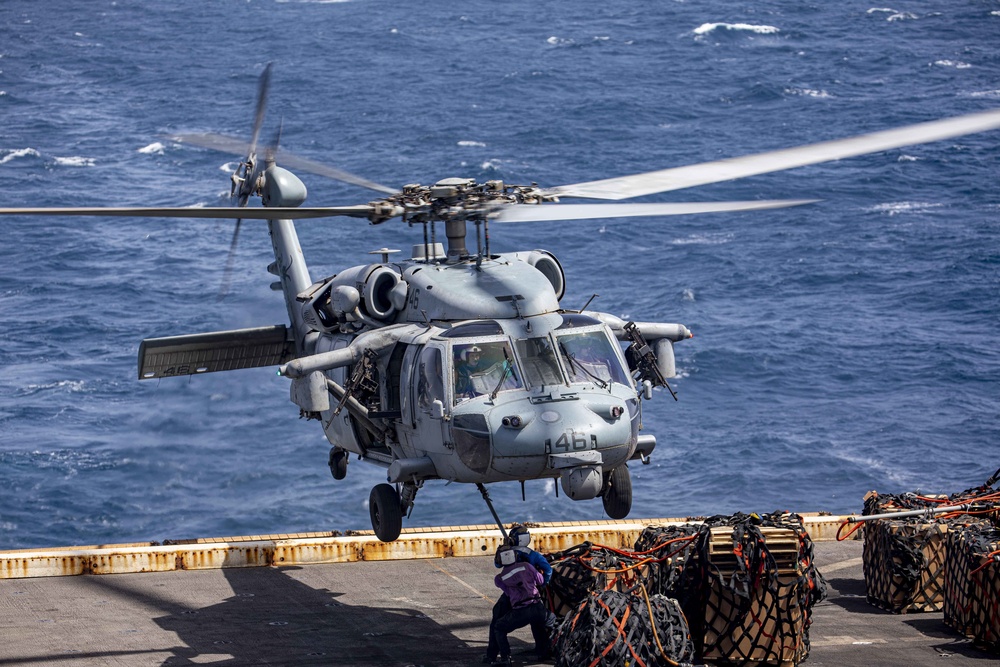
[[1, 539, 998, 666]]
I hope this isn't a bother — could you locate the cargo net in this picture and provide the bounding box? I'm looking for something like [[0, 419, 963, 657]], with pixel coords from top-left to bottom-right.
[[545, 532, 700, 666], [552, 589, 695, 667], [944, 524, 1000, 652], [859, 480, 1000, 614], [694, 512, 827, 666], [544, 512, 825, 666]]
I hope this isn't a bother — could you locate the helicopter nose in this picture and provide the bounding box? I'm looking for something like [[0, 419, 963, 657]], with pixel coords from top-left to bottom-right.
[[488, 396, 632, 486]]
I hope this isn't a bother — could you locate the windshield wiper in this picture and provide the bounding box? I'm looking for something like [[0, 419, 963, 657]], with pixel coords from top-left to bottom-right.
[[559, 342, 608, 389], [490, 349, 515, 400]]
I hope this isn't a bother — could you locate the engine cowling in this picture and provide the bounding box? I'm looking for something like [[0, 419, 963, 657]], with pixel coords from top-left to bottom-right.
[[299, 264, 406, 332], [510, 250, 565, 300]]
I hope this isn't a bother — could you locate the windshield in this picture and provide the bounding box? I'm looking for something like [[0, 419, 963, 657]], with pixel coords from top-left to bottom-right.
[[453, 340, 522, 404], [514, 336, 564, 388], [555, 330, 631, 387]]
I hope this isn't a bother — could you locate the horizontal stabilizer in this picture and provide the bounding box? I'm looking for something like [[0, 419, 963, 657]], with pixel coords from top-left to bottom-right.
[[138, 325, 294, 379]]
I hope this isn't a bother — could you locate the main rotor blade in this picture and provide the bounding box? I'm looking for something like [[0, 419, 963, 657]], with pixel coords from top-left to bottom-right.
[[0, 206, 376, 220], [490, 199, 819, 223], [167, 132, 398, 196], [548, 108, 1000, 200]]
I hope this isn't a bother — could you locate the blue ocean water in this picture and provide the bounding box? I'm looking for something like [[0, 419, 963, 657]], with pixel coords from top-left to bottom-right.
[[1, 0, 998, 549]]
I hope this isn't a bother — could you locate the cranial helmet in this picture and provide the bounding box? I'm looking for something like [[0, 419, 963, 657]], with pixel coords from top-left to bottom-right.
[[508, 524, 531, 548], [495, 544, 517, 567], [462, 345, 483, 363]]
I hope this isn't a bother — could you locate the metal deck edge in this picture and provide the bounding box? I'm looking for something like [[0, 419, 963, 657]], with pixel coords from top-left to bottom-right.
[[0, 513, 853, 580]]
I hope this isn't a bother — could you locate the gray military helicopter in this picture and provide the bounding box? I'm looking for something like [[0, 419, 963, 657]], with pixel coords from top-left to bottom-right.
[[3, 67, 1000, 541]]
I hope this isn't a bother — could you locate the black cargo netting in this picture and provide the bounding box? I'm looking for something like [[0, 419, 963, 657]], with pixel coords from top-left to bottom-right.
[[693, 512, 826, 665], [543, 511, 825, 666], [944, 524, 1000, 652], [552, 588, 695, 667], [944, 527, 977, 636], [861, 488, 999, 614]]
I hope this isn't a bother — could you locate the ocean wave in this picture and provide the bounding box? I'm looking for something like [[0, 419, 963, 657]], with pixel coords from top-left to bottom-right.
[[866, 7, 896, 14], [138, 142, 166, 155], [933, 60, 971, 69], [16, 380, 88, 397], [0, 148, 41, 164], [887, 12, 918, 21], [785, 87, 833, 99], [693, 23, 780, 36], [457, 140, 485, 147], [671, 232, 734, 245], [53, 156, 96, 167], [867, 201, 942, 216]]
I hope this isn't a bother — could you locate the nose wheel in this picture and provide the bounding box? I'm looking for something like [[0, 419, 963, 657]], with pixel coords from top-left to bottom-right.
[[370, 483, 403, 542], [329, 447, 348, 480], [602, 465, 633, 520]]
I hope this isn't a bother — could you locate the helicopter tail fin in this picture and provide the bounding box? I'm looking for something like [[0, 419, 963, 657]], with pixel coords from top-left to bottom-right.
[[138, 325, 295, 380]]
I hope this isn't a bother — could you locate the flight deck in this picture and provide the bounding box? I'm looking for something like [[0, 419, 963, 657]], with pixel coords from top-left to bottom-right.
[[1, 517, 996, 666]]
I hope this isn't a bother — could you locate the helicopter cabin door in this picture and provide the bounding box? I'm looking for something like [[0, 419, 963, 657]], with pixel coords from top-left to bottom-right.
[[399, 343, 451, 459]]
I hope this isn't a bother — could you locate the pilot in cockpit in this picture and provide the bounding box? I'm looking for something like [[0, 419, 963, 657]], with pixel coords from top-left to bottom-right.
[[454, 345, 484, 398]]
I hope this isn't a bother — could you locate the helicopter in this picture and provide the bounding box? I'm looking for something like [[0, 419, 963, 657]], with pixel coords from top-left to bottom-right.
[[3, 66, 1000, 542]]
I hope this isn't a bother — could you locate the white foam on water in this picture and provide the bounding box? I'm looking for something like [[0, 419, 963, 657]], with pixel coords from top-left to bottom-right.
[[138, 142, 166, 155], [693, 23, 780, 35], [866, 7, 896, 14], [886, 12, 918, 21], [867, 201, 942, 216], [457, 140, 485, 147], [671, 232, 734, 245], [933, 60, 971, 69], [785, 87, 833, 98], [0, 148, 40, 164], [53, 156, 96, 167]]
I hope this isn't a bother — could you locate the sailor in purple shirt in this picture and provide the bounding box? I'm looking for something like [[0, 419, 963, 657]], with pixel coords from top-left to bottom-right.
[[486, 544, 549, 666]]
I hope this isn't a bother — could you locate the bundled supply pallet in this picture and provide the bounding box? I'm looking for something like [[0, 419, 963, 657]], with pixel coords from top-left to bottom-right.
[[545, 538, 697, 667], [944, 524, 1000, 653], [696, 514, 825, 667], [860, 477, 1000, 614], [545, 511, 826, 667], [862, 513, 949, 613]]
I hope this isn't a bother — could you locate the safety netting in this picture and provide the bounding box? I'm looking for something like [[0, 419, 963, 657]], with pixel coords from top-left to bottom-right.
[[544, 511, 825, 666], [552, 589, 695, 667], [859, 479, 1000, 614], [693, 512, 826, 666], [944, 524, 1000, 653]]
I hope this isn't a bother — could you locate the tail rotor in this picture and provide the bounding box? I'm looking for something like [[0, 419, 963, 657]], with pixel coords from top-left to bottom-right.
[[219, 63, 273, 300]]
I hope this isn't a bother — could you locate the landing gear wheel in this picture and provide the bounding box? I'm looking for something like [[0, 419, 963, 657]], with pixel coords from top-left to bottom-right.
[[602, 465, 633, 520], [370, 483, 403, 542], [328, 447, 348, 480]]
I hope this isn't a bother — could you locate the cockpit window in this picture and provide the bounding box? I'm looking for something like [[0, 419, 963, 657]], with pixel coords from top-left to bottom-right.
[[556, 313, 602, 329], [440, 321, 505, 338], [514, 336, 564, 388], [453, 340, 522, 404], [555, 330, 630, 387]]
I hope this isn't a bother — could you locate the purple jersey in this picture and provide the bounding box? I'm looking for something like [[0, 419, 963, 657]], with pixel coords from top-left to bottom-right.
[[495, 562, 544, 608]]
